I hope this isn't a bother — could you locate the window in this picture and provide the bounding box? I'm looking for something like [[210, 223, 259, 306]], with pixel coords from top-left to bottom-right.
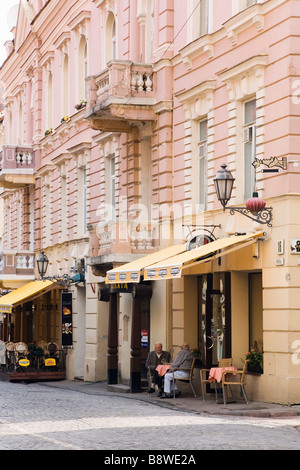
[[246, 0, 257, 6], [106, 13, 116, 62], [244, 99, 256, 200], [18, 101, 23, 145], [198, 119, 208, 209], [47, 71, 53, 129], [80, 167, 87, 236], [111, 19, 116, 60], [78, 36, 87, 101], [110, 156, 116, 209], [199, 0, 208, 36], [63, 54, 69, 117]]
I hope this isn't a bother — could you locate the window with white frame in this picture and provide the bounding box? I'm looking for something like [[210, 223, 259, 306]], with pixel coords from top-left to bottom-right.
[[110, 155, 116, 210], [18, 101, 23, 145], [106, 13, 116, 63], [78, 36, 87, 102], [47, 71, 53, 129], [244, 99, 256, 200], [79, 167, 87, 236], [198, 119, 208, 209], [62, 54, 69, 117], [246, 0, 257, 6], [199, 0, 209, 36]]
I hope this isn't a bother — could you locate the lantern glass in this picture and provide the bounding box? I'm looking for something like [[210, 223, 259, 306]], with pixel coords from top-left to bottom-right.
[[37, 251, 49, 279], [214, 163, 235, 208]]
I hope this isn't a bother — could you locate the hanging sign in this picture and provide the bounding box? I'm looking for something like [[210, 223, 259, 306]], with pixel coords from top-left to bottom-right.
[[19, 358, 30, 367], [141, 330, 148, 348], [45, 358, 56, 366], [61, 292, 73, 346]]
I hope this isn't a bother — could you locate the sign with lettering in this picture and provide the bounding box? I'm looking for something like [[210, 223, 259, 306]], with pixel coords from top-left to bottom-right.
[[61, 292, 73, 346], [110, 283, 133, 294]]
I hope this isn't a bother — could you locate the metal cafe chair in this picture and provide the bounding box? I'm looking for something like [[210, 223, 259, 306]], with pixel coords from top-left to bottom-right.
[[221, 359, 250, 406], [200, 358, 233, 402], [171, 357, 197, 398]]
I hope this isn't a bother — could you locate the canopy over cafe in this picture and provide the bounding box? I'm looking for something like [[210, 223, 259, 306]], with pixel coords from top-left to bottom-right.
[[0, 280, 72, 382], [104, 231, 265, 393]]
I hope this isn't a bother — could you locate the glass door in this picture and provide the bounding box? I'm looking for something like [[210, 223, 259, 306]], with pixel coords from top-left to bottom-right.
[[198, 273, 231, 368]]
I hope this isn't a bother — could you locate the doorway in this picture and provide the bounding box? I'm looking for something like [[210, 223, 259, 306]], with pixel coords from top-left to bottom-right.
[[198, 273, 231, 368]]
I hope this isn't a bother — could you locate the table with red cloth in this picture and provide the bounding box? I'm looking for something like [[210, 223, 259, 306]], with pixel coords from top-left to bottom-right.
[[208, 366, 237, 383], [209, 366, 237, 402], [156, 364, 172, 376]]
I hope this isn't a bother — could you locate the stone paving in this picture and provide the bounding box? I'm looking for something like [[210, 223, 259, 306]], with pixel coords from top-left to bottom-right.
[[0, 380, 300, 451]]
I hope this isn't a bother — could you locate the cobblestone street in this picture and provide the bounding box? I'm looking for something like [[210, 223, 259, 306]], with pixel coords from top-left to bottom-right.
[[0, 380, 300, 452]]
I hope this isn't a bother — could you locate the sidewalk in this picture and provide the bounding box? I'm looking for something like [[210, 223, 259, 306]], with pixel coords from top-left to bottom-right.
[[40, 379, 300, 418]]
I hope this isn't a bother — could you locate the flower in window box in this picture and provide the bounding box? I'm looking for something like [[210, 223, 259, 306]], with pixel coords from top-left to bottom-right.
[[74, 99, 87, 110], [246, 348, 263, 373], [61, 116, 69, 123], [44, 128, 53, 136]]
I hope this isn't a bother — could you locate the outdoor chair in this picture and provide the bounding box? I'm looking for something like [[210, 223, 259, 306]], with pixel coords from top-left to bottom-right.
[[200, 358, 233, 401], [221, 359, 250, 406], [171, 357, 197, 398]]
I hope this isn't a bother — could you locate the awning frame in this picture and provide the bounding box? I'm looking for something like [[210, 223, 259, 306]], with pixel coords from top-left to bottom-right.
[[143, 232, 265, 281]]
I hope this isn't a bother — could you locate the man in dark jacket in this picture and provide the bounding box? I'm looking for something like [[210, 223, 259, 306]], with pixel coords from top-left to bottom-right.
[[160, 342, 193, 398], [145, 343, 171, 394]]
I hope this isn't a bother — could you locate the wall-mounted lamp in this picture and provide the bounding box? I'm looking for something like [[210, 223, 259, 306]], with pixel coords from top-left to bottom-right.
[[214, 163, 273, 227], [37, 250, 84, 286]]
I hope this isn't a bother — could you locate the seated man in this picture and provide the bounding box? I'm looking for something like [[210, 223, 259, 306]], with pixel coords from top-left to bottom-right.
[[145, 343, 171, 394], [160, 342, 193, 398]]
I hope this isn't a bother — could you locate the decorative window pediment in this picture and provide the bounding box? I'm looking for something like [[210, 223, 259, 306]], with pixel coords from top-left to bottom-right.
[[68, 11, 91, 36], [224, 2, 265, 46], [175, 80, 216, 118], [217, 55, 268, 100]]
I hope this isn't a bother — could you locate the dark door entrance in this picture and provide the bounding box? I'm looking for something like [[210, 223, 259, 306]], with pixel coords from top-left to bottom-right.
[[198, 273, 231, 368]]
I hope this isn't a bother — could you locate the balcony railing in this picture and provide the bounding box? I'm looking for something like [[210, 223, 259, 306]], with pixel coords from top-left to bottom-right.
[[86, 61, 156, 132], [95, 219, 157, 255], [0, 251, 35, 279], [0, 145, 35, 188]]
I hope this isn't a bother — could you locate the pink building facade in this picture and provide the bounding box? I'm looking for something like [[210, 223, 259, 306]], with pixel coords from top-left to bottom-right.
[[0, 0, 300, 403]]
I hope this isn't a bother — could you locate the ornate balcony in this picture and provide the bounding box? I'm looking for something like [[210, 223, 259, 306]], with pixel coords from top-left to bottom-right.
[[0, 145, 36, 188], [85, 61, 156, 133], [0, 251, 35, 286]]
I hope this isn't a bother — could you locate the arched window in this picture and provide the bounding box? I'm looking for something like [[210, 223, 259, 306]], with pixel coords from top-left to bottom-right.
[[18, 101, 23, 145], [47, 71, 53, 129], [63, 54, 69, 116], [106, 13, 116, 63], [78, 36, 87, 101]]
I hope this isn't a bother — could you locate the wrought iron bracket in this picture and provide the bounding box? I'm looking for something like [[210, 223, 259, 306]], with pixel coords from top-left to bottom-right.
[[225, 206, 273, 227]]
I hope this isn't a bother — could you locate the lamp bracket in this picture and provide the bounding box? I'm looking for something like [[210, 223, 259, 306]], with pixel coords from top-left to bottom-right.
[[225, 206, 273, 227]]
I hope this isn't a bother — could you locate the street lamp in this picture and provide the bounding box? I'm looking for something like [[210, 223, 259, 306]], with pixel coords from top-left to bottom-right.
[[36, 250, 49, 279], [213, 163, 235, 209], [214, 163, 273, 226]]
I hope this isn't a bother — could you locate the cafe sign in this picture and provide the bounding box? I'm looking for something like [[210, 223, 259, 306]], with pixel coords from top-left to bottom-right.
[[45, 358, 56, 366], [19, 358, 30, 367], [61, 291, 73, 346]]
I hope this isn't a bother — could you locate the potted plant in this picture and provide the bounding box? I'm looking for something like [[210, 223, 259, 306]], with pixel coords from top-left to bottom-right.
[[246, 348, 263, 374], [44, 128, 53, 136], [74, 99, 87, 111], [60, 115, 69, 124], [191, 347, 202, 367]]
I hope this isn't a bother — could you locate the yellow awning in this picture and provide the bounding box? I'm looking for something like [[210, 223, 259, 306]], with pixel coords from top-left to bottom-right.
[[0, 280, 61, 314], [144, 232, 265, 281], [105, 243, 187, 284]]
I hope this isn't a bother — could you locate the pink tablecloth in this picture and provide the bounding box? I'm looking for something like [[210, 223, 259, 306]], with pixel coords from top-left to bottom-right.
[[208, 366, 237, 383], [156, 364, 172, 376]]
